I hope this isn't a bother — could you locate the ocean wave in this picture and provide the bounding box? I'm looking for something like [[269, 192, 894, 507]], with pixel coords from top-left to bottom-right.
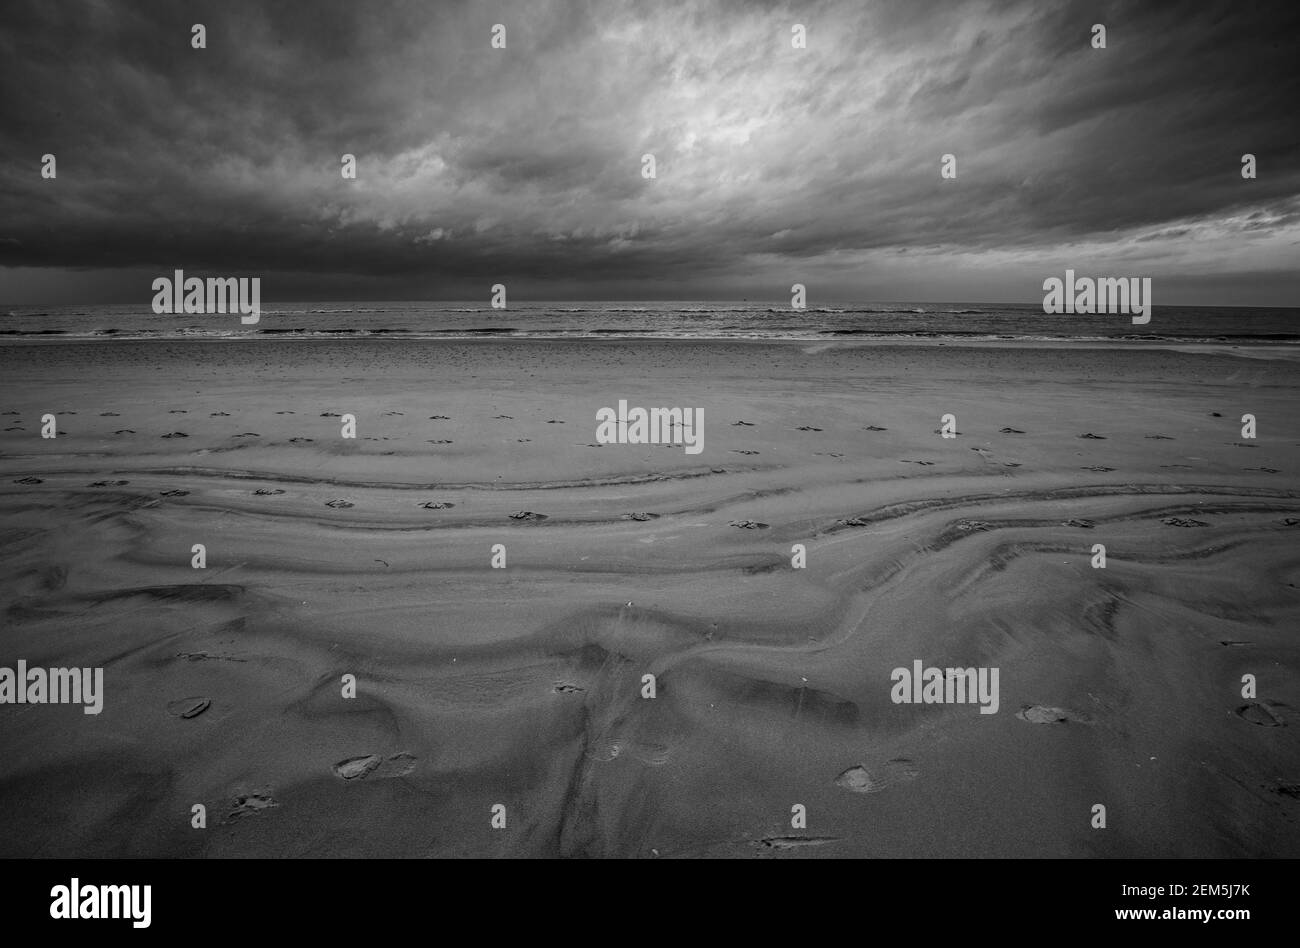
[[1, 326, 1296, 345]]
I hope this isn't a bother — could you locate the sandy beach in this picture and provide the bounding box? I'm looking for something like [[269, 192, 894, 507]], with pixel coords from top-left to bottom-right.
[[0, 337, 1297, 858]]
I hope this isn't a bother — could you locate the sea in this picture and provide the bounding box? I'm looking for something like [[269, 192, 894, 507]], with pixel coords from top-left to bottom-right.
[[1, 301, 1296, 344]]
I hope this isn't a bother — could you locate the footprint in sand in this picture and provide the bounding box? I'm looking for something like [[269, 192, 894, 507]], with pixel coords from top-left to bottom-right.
[[289, 437, 313, 444], [732, 449, 760, 455], [13, 476, 42, 485], [1078, 433, 1106, 440], [1229, 442, 1257, 448], [177, 651, 246, 663], [1064, 518, 1095, 528], [113, 429, 134, 434], [253, 488, 285, 495], [325, 499, 354, 509], [1282, 518, 1300, 527], [999, 427, 1025, 434], [429, 415, 450, 420], [419, 501, 455, 510], [838, 517, 870, 527], [626, 742, 671, 766], [864, 425, 887, 431], [516, 438, 531, 443], [161, 431, 188, 439], [1145, 434, 1174, 440], [900, 459, 935, 466], [1017, 705, 1090, 724], [509, 510, 547, 521], [553, 682, 585, 694], [731, 421, 754, 427], [169, 410, 187, 414], [729, 519, 769, 529], [546, 419, 565, 424], [587, 738, 671, 766], [971, 446, 1021, 467], [333, 753, 417, 780], [228, 792, 278, 820], [622, 512, 660, 521], [834, 758, 920, 794], [210, 411, 230, 417], [159, 489, 189, 497], [1081, 465, 1115, 472], [100, 411, 120, 417], [954, 519, 990, 532], [275, 410, 295, 415], [814, 452, 845, 458], [3, 426, 23, 432], [0, 411, 18, 416], [1236, 701, 1285, 726], [1246, 467, 1280, 473], [320, 411, 341, 417], [56, 411, 76, 416], [382, 411, 403, 416], [586, 739, 622, 762], [755, 836, 841, 851], [795, 425, 823, 432], [335, 757, 379, 779], [166, 696, 211, 719], [1210, 412, 1222, 417], [1163, 516, 1207, 527], [933, 428, 961, 436], [89, 480, 129, 487], [494, 415, 513, 420], [426, 439, 453, 444]]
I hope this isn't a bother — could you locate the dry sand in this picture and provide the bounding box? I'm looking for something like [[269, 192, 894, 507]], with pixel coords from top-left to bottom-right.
[[0, 337, 1297, 857]]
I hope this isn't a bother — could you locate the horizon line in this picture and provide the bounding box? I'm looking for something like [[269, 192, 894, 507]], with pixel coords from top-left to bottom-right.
[[3, 298, 1298, 311]]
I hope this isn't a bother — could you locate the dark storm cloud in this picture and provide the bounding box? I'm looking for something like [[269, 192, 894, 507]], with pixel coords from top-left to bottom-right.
[[0, 0, 1296, 302]]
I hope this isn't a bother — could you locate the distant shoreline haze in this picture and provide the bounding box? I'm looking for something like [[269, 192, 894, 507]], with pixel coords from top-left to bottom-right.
[[0, 301, 1295, 344]]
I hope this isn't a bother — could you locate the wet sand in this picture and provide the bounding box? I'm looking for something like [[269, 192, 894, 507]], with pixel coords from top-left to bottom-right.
[[0, 337, 1297, 857]]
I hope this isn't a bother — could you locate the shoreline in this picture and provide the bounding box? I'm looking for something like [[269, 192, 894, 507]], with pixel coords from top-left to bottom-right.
[[2, 332, 1299, 356]]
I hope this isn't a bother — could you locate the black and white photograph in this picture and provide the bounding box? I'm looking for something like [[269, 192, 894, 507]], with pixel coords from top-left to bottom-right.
[[0, 0, 1296, 926]]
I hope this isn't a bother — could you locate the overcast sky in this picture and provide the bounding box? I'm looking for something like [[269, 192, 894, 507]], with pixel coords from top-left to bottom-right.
[[1, 0, 1297, 305]]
